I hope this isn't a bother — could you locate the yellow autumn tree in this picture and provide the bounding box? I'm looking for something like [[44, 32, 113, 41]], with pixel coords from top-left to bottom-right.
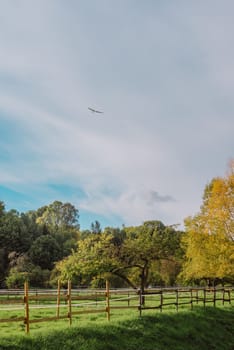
[[181, 160, 234, 284]]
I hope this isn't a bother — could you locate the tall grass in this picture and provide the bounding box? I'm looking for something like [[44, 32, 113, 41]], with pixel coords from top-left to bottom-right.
[[0, 306, 233, 350]]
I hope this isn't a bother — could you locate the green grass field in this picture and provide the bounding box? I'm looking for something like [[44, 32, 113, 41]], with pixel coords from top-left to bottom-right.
[[0, 304, 233, 350], [0, 288, 233, 349]]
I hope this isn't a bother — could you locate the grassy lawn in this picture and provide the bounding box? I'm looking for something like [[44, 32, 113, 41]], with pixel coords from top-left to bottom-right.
[[0, 305, 233, 350]]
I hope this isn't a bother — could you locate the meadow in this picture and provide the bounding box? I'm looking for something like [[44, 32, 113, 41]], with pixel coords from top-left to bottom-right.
[[0, 286, 233, 350], [0, 305, 233, 350]]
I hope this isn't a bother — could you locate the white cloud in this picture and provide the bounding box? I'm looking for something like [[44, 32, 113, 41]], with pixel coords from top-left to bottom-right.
[[0, 1, 233, 227]]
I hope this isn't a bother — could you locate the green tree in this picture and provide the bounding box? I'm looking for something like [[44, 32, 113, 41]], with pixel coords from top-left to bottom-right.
[[53, 227, 79, 257], [0, 208, 34, 286], [0, 248, 6, 286], [56, 221, 183, 292], [36, 201, 79, 229], [6, 270, 27, 288], [91, 220, 102, 234], [6, 252, 33, 288], [35, 201, 80, 260], [29, 235, 61, 270], [0, 201, 80, 287], [0, 201, 5, 217], [0, 209, 32, 254], [122, 221, 183, 291]]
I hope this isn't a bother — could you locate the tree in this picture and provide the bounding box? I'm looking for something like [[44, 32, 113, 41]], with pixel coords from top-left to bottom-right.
[[56, 221, 183, 292], [36, 201, 79, 230], [0, 248, 6, 286], [181, 161, 234, 285], [6, 252, 34, 288], [55, 233, 119, 286], [0, 206, 34, 286], [29, 235, 62, 270], [122, 221, 183, 291], [0, 209, 32, 254], [91, 220, 102, 234], [0, 201, 5, 217], [0, 209, 33, 286], [53, 227, 79, 257], [20, 211, 44, 241], [0, 200, 81, 287], [35, 201, 80, 261]]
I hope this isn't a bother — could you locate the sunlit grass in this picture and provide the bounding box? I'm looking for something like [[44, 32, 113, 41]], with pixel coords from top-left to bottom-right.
[[0, 288, 233, 349], [0, 305, 233, 350]]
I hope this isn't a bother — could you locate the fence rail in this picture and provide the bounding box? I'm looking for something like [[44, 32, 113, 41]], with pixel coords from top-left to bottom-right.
[[138, 287, 233, 315], [0, 282, 233, 333]]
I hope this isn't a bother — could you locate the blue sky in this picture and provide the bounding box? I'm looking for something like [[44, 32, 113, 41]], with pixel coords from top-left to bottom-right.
[[0, 1, 233, 230]]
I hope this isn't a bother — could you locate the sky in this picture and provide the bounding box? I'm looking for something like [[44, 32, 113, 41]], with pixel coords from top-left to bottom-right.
[[0, 1, 233, 230]]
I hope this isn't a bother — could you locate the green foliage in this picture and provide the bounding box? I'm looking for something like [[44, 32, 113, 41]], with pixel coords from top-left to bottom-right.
[[0, 210, 32, 254], [0, 200, 80, 287], [0, 209, 34, 286], [0, 200, 5, 216], [36, 201, 79, 229], [53, 227, 79, 257], [91, 220, 102, 234], [29, 235, 62, 270], [56, 221, 183, 290], [29, 266, 51, 287], [5, 270, 28, 288], [56, 233, 118, 285]]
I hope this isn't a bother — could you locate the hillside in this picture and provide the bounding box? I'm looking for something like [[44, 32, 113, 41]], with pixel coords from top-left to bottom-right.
[[0, 306, 233, 350]]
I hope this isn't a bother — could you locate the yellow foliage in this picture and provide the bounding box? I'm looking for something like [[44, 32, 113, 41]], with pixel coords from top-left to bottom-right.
[[181, 160, 234, 282]]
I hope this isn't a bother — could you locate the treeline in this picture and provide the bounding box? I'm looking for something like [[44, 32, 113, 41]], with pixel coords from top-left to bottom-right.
[[0, 201, 80, 288], [0, 161, 233, 289]]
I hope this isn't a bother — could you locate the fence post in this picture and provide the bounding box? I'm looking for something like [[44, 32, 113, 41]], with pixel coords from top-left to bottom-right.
[[196, 289, 199, 304], [106, 280, 110, 321], [228, 289, 231, 304], [175, 289, 178, 312], [138, 289, 142, 317], [57, 280, 61, 318], [190, 288, 193, 310], [67, 281, 72, 325], [24, 281, 30, 334], [160, 289, 163, 312], [213, 287, 216, 307], [203, 289, 206, 308]]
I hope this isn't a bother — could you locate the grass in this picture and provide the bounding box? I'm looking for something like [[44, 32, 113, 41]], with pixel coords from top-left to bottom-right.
[[0, 289, 233, 349], [0, 305, 233, 350]]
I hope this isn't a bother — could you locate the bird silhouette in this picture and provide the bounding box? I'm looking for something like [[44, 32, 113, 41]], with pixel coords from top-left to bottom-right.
[[88, 107, 104, 114]]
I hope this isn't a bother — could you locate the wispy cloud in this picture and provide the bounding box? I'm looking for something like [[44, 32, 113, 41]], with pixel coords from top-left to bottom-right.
[[0, 1, 233, 228]]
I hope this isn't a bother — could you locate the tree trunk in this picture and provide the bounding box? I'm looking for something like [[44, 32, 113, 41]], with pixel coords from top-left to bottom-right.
[[139, 263, 149, 305]]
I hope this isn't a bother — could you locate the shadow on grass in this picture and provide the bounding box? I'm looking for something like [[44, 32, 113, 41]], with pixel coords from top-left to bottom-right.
[[0, 307, 233, 350]]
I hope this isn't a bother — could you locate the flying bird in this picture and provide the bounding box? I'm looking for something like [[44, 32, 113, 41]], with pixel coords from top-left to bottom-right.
[[88, 107, 104, 114]]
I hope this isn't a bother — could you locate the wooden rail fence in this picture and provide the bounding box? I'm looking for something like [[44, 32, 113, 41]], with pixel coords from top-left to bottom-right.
[[0, 282, 233, 333], [138, 287, 233, 315]]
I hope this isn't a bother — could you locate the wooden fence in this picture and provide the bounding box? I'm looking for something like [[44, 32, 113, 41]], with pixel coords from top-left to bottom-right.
[[0, 282, 233, 334], [138, 286, 233, 316]]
